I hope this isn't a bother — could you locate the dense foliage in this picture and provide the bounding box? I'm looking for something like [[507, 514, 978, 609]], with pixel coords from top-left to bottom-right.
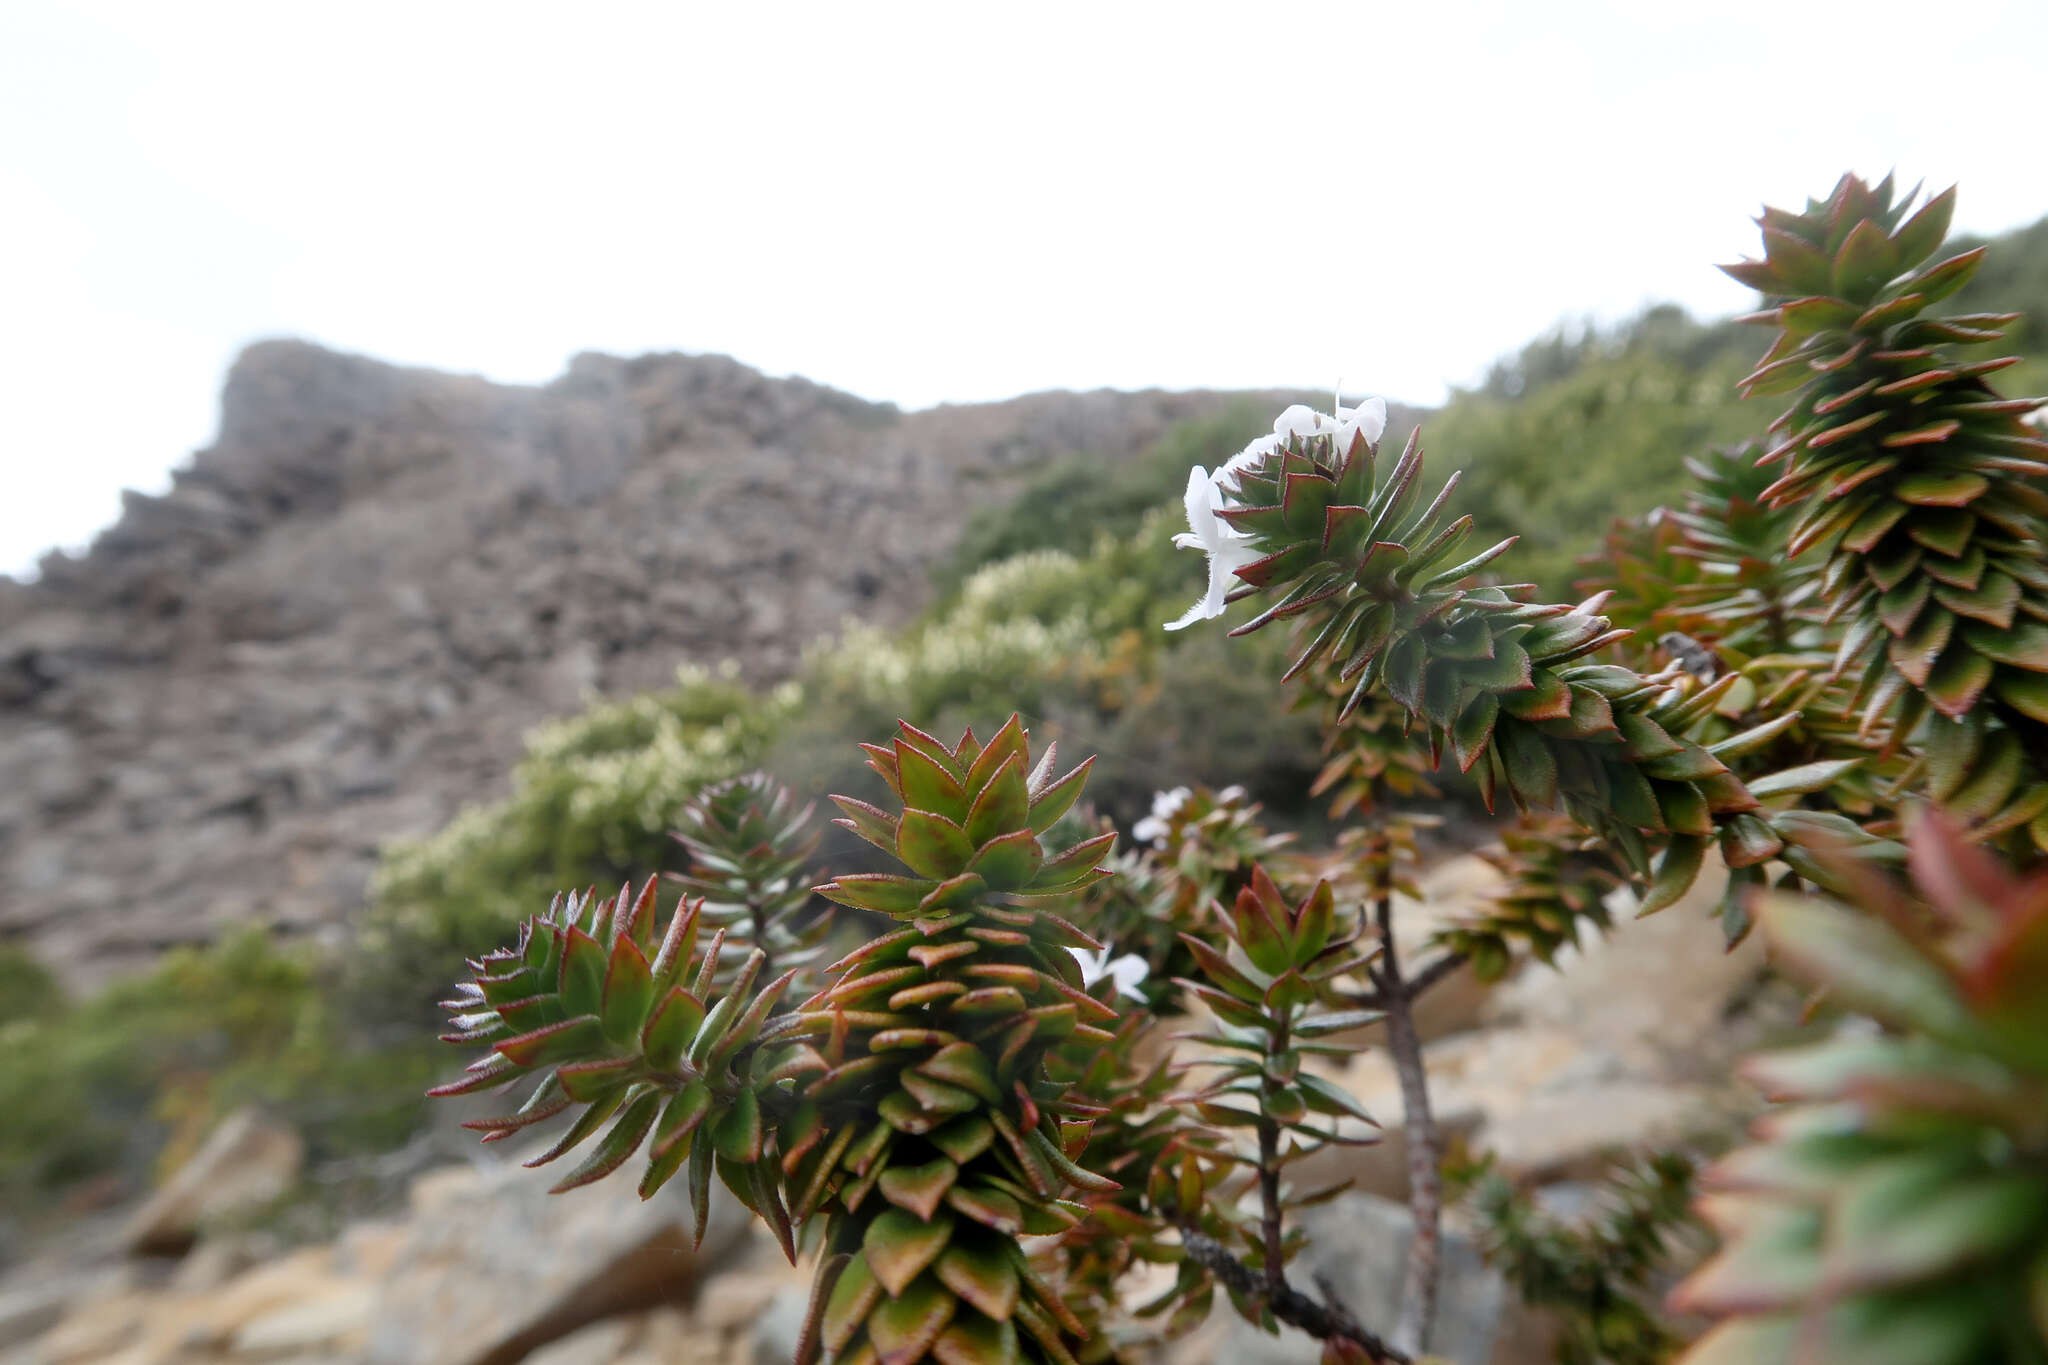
[[414, 176, 2048, 1365], [12, 174, 2048, 1365], [0, 933, 435, 1215]]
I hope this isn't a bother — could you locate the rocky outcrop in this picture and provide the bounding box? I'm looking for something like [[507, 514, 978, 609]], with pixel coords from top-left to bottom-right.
[[0, 340, 1281, 988], [365, 1155, 757, 1365], [121, 1109, 306, 1257], [11, 1153, 789, 1365]]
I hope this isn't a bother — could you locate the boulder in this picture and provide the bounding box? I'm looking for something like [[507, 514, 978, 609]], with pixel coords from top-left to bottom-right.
[[364, 1154, 756, 1365], [32, 1244, 345, 1364], [521, 1317, 636, 1365], [1195, 1192, 1542, 1365], [1392, 852, 1513, 1042], [1478, 858, 1766, 1079], [228, 1280, 375, 1358], [1296, 857, 1760, 1197], [0, 1264, 129, 1351], [121, 1108, 305, 1256], [750, 1284, 814, 1365]]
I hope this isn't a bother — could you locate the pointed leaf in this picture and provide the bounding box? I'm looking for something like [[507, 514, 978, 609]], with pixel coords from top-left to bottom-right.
[[946, 1183, 1025, 1234], [863, 1206, 958, 1297], [495, 1015, 606, 1069], [930, 1115, 996, 1165], [550, 1090, 659, 1193], [559, 927, 607, 1018], [1759, 895, 1976, 1039], [710, 1085, 763, 1163], [932, 1314, 1021, 1365], [868, 1273, 958, 1364], [880, 1158, 961, 1223], [822, 875, 932, 914], [963, 827, 1041, 892], [897, 741, 969, 823], [897, 809, 975, 880], [640, 985, 705, 1073], [823, 1251, 883, 1354], [1027, 756, 1094, 834], [936, 1236, 1021, 1322], [600, 935, 655, 1046], [965, 753, 1030, 846], [1638, 835, 1708, 916]]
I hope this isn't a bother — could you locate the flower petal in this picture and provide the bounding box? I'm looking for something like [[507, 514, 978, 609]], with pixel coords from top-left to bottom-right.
[[1217, 433, 1282, 487], [1107, 955, 1150, 1001], [1273, 404, 1328, 439], [1337, 396, 1387, 451], [1180, 465, 1217, 541]]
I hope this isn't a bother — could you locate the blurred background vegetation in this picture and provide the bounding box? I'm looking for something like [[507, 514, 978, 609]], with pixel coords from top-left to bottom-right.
[[7, 215, 2044, 1234]]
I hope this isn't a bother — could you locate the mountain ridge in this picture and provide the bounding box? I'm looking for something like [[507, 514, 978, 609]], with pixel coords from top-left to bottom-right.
[[0, 339, 1288, 988]]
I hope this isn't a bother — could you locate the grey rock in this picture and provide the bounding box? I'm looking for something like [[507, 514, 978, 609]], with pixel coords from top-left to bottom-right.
[[0, 338, 1312, 992], [121, 1107, 306, 1256], [1206, 1192, 1525, 1365], [365, 1154, 755, 1365], [751, 1283, 813, 1365]]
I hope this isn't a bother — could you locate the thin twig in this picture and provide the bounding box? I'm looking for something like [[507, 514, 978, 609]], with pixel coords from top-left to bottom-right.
[[1347, 949, 1469, 1013], [1375, 889, 1443, 1357], [1256, 1114, 1287, 1296], [1178, 1226, 1412, 1364], [1402, 949, 1469, 1000]]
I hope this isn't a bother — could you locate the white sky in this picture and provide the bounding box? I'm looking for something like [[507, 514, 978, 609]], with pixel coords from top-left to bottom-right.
[[5, 1, 2046, 579]]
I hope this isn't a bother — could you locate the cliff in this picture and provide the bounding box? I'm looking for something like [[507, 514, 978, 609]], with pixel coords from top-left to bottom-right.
[[0, 341, 1265, 987]]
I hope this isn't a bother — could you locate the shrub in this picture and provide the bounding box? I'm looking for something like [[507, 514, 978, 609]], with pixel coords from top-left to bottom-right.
[[0, 931, 436, 1216], [419, 174, 2048, 1365]]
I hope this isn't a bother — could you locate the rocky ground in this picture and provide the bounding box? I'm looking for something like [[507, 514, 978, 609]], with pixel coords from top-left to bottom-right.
[[0, 341, 1282, 990], [1, 855, 1784, 1365]]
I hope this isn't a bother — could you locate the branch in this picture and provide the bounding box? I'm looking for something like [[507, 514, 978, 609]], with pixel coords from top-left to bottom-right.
[[1178, 1226, 1411, 1364], [1343, 951, 1466, 1012], [1258, 1012, 1293, 1298], [1402, 950, 1468, 1001], [1257, 1115, 1287, 1297], [1374, 891, 1443, 1357]]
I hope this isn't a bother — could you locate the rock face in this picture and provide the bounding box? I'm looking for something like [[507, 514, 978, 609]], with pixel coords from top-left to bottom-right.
[[1299, 859, 1767, 1204], [1200, 1192, 1522, 1365], [12, 1155, 776, 1365], [0, 340, 1280, 988], [121, 1108, 306, 1256], [365, 1155, 756, 1365]]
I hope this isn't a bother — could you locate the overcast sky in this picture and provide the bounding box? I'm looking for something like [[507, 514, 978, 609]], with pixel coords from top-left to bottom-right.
[[5, 1, 2046, 579]]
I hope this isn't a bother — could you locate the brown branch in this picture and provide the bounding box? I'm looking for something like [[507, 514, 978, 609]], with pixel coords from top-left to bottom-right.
[[1258, 1009, 1293, 1298], [1402, 950, 1468, 1001], [1349, 952, 1472, 1012], [1374, 891, 1442, 1357], [1256, 1115, 1287, 1297], [1178, 1226, 1411, 1364]]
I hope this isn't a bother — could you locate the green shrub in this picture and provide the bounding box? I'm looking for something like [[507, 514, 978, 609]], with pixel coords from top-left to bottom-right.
[[935, 403, 1284, 592], [0, 931, 436, 1214], [1424, 306, 1762, 595]]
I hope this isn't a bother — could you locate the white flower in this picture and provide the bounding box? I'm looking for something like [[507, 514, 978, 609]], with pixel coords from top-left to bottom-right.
[[1336, 394, 1388, 453], [1069, 945, 1150, 1001], [1132, 786, 1191, 844], [1166, 393, 1387, 631], [1165, 463, 1266, 630]]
